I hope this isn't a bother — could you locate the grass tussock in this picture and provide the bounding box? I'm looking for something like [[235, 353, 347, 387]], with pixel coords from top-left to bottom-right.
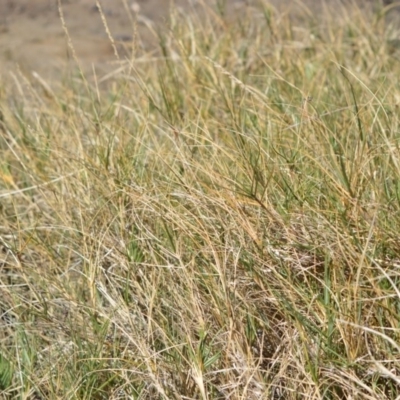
[[1, 1, 400, 399]]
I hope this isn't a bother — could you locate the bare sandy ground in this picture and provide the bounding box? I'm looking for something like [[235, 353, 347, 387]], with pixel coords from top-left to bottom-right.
[[0, 0, 191, 78], [0, 0, 394, 80]]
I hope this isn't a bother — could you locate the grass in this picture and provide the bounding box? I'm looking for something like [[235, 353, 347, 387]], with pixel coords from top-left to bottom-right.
[[1, 1, 400, 398]]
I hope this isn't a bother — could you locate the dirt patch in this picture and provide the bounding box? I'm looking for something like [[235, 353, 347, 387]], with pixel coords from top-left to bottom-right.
[[0, 0, 394, 81], [0, 0, 172, 78]]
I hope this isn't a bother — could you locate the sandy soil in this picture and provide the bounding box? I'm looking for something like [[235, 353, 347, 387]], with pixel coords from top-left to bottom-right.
[[0, 0, 394, 80], [0, 0, 194, 78]]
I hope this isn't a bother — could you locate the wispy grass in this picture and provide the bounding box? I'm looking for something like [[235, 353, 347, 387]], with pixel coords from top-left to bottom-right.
[[1, 1, 400, 399]]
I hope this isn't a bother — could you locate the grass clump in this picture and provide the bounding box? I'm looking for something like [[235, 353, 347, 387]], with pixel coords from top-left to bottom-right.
[[1, 1, 400, 399]]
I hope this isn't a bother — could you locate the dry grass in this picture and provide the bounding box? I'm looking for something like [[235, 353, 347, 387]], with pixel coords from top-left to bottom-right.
[[1, 1, 400, 399]]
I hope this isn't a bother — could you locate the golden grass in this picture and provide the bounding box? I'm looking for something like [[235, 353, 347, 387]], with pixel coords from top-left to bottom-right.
[[1, 1, 400, 399]]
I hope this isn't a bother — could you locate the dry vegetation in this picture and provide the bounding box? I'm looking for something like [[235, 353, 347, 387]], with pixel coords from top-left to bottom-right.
[[1, 1, 400, 399]]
